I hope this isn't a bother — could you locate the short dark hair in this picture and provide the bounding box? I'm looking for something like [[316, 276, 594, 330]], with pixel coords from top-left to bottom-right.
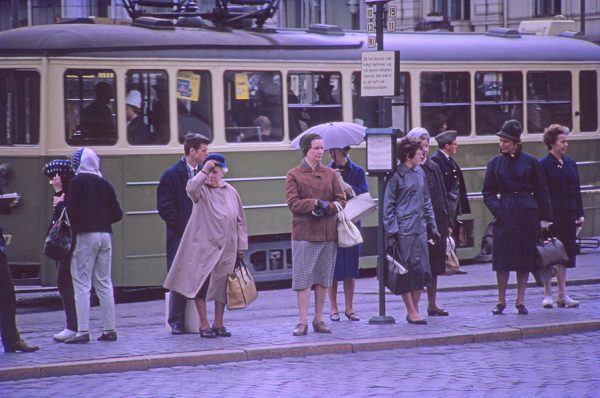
[[542, 124, 569, 150], [397, 138, 422, 163], [183, 133, 209, 155]]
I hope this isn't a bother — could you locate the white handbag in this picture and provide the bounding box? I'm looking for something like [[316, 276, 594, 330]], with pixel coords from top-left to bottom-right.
[[334, 202, 364, 248], [343, 192, 377, 223]]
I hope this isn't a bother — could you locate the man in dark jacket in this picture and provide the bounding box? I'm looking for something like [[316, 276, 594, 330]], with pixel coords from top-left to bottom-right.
[[431, 130, 471, 274], [64, 148, 123, 344], [1, 190, 39, 353], [157, 133, 209, 334]]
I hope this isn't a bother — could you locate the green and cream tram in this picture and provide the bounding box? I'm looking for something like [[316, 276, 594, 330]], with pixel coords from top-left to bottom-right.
[[1, 19, 599, 287]]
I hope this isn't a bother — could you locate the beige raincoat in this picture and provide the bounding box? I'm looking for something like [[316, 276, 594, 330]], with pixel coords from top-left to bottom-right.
[[163, 172, 248, 303]]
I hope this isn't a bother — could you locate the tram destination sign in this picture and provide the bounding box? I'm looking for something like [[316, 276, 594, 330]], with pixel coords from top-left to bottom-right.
[[360, 50, 399, 97]]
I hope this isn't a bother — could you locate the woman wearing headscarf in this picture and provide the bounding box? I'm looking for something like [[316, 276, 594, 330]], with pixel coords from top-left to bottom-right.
[[327, 146, 368, 322], [164, 154, 248, 338], [406, 127, 452, 317], [285, 133, 346, 336], [482, 120, 553, 315], [539, 124, 584, 308], [43, 159, 77, 342], [383, 138, 439, 324]]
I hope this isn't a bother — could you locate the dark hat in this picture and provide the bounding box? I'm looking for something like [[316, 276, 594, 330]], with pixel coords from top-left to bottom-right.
[[43, 159, 75, 179], [71, 148, 85, 173], [300, 133, 321, 155], [203, 153, 227, 169], [435, 130, 458, 146], [496, 119, 522, 142]]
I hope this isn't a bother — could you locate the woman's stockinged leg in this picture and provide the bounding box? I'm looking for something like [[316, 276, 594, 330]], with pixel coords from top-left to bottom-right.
[[328, 280, 339, 315], [297, 288, 310, 324], [496, 271, 509, 305], [194, 297, 210, 330], [556, 265, 568, 299], [343, 277, 355, 314], [516, 271, 529, 305], [314, 284, 327, 323], [213, 301, 226, 328]]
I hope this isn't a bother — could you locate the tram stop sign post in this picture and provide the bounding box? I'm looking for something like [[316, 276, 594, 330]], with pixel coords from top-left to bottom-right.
[[365, 128, 400, 325]]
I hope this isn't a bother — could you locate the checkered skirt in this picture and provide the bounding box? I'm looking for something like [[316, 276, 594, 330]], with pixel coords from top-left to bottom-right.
[[291, 240, 337, 291]]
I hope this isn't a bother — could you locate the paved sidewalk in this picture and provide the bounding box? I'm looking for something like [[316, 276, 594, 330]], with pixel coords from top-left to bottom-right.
[[2, 246, 599, 381]]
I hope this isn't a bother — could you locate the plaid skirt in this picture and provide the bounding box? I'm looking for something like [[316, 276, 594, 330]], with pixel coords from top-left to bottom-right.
[[292, 240, 337, 291]]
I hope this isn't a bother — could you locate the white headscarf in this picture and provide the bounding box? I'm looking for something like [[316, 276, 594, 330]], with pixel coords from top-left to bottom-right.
[[75, 147, 102, 177]]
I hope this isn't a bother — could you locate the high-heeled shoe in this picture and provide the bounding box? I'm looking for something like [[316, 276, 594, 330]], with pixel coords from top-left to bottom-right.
[[406, 315, 427, 325], [427, 308, 449, 316], [292, 323, 308, 336], [557, 295, 579, 308], [515, 304, 528, 315], [491, 303, 506, 315], [4, 340, 39, 353]]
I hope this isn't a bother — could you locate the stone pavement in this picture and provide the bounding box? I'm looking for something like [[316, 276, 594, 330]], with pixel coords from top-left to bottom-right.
[[1, 246, 599, 382]]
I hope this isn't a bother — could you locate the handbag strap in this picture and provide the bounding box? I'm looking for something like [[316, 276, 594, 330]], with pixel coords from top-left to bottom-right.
[[333, 201, 346, 220]]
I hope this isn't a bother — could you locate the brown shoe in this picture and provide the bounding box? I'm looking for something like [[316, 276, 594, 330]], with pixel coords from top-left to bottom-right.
[[5, 339, 39, 353], [292, 323, 308, 336], [312, 320, 332, 334]]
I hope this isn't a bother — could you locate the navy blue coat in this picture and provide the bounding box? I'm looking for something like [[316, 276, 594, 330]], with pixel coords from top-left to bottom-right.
[[482, 147, 553, 272], [539, 154, 583, 267], [329, 158, 368, 280], [430, 150, 471, 224], [157, 158, 193, 269]]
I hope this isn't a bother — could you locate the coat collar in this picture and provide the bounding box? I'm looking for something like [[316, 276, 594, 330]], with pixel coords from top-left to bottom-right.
[[300, 159, 323, 171]]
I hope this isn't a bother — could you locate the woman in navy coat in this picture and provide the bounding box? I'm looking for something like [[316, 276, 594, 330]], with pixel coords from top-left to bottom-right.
[[482, 120, 553, 315], [539, 124, 584, 309], [327, 147, 368, 322]]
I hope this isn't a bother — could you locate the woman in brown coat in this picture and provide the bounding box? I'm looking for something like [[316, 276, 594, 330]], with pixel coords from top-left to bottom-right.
[[285, 133, 346, 336], [164, 154, 248, 338]]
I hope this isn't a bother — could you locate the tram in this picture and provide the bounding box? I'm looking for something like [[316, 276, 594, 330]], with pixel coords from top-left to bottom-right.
[[1, 8, 599, 286]]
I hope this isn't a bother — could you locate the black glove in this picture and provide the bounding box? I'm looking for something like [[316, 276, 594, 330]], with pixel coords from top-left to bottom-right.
[[316, 200, 330, 210]]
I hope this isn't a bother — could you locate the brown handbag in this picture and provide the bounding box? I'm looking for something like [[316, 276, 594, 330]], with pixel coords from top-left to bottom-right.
[[226, 259, 258, 310], [444, 237, 460, 274], [536, 236, 569, 269]]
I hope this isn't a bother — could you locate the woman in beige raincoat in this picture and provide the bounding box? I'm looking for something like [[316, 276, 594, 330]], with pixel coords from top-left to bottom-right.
[[164, 154, 248, 338]]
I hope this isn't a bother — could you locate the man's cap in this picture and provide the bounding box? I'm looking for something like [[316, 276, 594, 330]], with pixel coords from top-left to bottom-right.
[[435, 130, 458, 146]]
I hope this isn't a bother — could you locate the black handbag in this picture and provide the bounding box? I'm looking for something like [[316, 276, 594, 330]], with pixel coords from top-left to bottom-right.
[[43, 208, 73, 261], [380, 244, 409, 295], [535, 235, 569, 269]]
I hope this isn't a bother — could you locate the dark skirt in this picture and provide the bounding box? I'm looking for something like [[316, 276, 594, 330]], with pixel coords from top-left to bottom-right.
[[428, 229, 448, 276], [550, 209, 577, 268], [396, 235, 431, 293], [492, 207, 540, 272]]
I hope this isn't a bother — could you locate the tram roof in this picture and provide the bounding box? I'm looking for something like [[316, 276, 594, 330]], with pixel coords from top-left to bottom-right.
[[1, 23, 600, 62]]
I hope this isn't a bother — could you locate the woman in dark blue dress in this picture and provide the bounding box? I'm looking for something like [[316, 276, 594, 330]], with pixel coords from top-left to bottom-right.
[[539, 124, 584, 309], [482, 120, 553, 315], [327, 147, 368, 322]]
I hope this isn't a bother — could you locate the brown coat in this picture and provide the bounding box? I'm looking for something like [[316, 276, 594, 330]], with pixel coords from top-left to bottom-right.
[[163, 172, 248, 302], [285, 160, 346, 242]]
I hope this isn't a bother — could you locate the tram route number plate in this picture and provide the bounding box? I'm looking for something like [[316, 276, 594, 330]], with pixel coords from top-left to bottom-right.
[[368, 36, 376, 48], [366, 22, 375, 33]]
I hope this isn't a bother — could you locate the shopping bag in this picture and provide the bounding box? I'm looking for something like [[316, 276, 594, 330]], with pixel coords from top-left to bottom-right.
[[343, 192, 377, 223], [444, 236, 460, 274], [226, 259, 258, 310]]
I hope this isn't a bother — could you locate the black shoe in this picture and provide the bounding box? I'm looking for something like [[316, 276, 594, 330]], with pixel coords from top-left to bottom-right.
[[64, 333, 90, 344], [212, 326, 232, 337], [171, 324, 185, 335], [97, 331, 117, 341], [200, 328, 217, 338], [492, 303, 506, 315], [406, 315, 427, 325], [427, 308, 449, 316], [516, 304, 529, 315], [4, 340, 39, 353], [455, 270, 468, 275]]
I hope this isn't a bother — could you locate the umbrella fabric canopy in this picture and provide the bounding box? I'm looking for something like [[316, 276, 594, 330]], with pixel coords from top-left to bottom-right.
[[290, 122, 366, 150]]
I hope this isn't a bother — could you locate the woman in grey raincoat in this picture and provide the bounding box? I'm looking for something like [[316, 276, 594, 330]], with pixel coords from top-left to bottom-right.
[[383, 139, 440, 324]]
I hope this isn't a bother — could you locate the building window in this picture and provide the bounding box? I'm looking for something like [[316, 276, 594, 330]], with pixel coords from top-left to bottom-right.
[[224, 71, 283, 142], [0, 69, 40, 145], [420, 72, 471, 136], [526, 71, 571, 133], [287, 72, 342, 140], [431, 0, 470, 21], [474, 72, 523, 135], [126, 70, 170, 145], [535, 0, 561, 17], [177, 70, 213, 143], [579, 71, 597, 132], [64, 69, 117, 146]]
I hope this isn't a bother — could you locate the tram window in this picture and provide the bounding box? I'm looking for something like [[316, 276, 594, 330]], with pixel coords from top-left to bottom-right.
[[474, 72, 523, 135], [177, 70, 213, 143], [64, 69, 117, 146], [527, 71, 571, 134], [224, 71, 283, 143], [0, 69, 40, 145], [420, 72, 471, 136], [126, 70, 169, 145], [287, 72, 342, 140], [352, 72, 410, 131], [579, 71, 597, 132]]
